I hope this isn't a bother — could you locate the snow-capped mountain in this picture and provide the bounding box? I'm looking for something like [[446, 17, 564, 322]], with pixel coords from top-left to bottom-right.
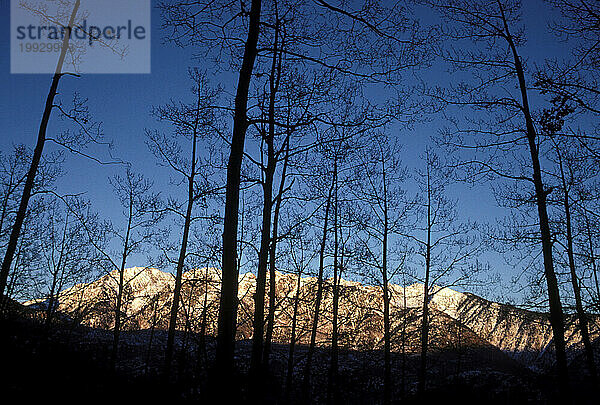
[[25, 266, 599, 370]]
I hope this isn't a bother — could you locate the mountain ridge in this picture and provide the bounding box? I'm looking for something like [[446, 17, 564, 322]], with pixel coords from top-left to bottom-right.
[[24, 266, 600, 370]]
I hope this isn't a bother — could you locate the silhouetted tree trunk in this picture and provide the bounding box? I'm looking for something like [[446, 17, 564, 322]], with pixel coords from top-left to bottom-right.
[[250, 18, 281, 376], [0, 183, 11, 243], [0, 146, 30, 254], [418, 158, 432, 397], [555, 143, 597, 380], [381, 150, 392, 405], [428, 1, 571, 396], [401, 281, 407, 398], [96, 169, 160, 370], [503, 9, 570, 393], [285, 264, 303, 402], [302, 178, 334, 400], [352, 136, 403, 404], [44, 211, 70, 333], [216, 0, 263, 380], [327, 157, 339, 405], [456, 310, 464, 375], [5, 239, 25, 303], [263, 133, 291, 365], [382, 231, 392, 402], [164, 91, 201, 380], [34, 196, 100, 337], [146, 71, 219, 378], [0, 0, 80, 302], [111, 194, 133, 370], [409, 149, 478, 396], [197, 263, 211, 371], [145, 297, 159, 376]]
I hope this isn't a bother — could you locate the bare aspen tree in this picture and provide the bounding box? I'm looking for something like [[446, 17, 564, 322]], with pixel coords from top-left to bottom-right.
[[328, 152, 340, 405], [216, 2, 263, 384], [553, 140, 597, 380], [146, 71, 221, 379], [403, 149, 482, 396], [249, 10, 283, 377], [158, 0, 263, 383], [108, 169, 161, 369], [427, 0, 571, 396], [302, 95, 378, 402], [262, 133, 291, 366], [302, 163, 334, 401], [60, 168, 160, 369], [1, 1, 119, 301], [1, 145, 60, 308], [0, 146, 31, 247], [350, 132, 409, 404], [32, 197, 99, 333], [283, 227, 316, 402], [325, 118, 365, 405], [544, 116, 599, 381], [0, 0, 80, 299]]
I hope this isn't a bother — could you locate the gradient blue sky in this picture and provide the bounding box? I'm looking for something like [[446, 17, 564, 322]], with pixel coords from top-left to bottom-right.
[[0, 1, 572, 304]]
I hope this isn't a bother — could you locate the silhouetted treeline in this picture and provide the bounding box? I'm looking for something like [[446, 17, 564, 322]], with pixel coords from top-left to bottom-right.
[[2, 0, 600, 403]]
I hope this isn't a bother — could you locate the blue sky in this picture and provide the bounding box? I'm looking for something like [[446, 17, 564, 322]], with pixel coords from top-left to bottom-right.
[[1, 2, 215, 226], [0, 1, 575, 304]]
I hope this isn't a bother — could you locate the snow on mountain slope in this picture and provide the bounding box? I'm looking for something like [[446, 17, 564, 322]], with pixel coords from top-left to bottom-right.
[[24, 266, 599, 369]]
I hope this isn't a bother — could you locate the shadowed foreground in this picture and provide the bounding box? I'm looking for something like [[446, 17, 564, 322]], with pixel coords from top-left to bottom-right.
[[3, 304, 598, 404]]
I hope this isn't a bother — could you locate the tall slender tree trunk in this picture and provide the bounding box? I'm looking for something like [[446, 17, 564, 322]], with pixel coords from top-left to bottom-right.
[[216, 0, 262, 381], [0, 0, 80, 303], [457, 311, 463, 374], [500, 8, 570, 394], [46, 214, 69, 333], [112, 198, 132, 370], [285, 268, 302, 402], [198, 263, 210, 371], [45, 270, 60, 331], [248, 133, 275, 378], [418, 161, 432, 397], [165, 120, 199, 379], [145, 297, 159, 376], [181, 280, 196, 356], [302, 178, 334, 400], [263, 133, 290, 365], [401, 281, 407, 398], [249, 79, 277, 377], [556, 148, 597, 380], [381, 157, 392, 405], [327, 158, 339, 405]]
